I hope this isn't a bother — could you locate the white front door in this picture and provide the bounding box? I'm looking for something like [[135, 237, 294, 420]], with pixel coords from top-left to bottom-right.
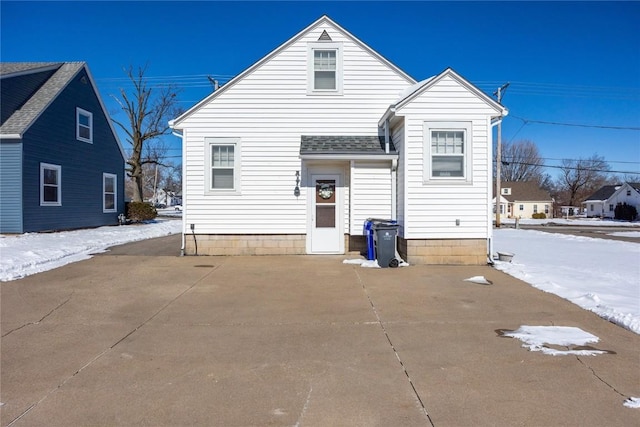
[[309, 174, 342, 253]]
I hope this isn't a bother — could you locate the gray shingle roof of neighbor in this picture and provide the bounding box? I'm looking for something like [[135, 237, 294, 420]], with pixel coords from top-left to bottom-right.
[[0, 62, 85, 137], [584, 185, 619, 201], [584, 183, 640, 201], [496, 181, 553, 202], [300, 135, 397, 155]]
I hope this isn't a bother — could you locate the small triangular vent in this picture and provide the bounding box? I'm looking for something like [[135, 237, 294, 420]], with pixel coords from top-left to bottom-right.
[[318, 30, 332, 41]]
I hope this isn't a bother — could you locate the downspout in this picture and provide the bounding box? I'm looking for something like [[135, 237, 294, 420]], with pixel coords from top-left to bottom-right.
[[488, 116, 504, 263], [391, 159, 398, 221], [384, 118, 390, 154], [171, 129, 186, 256]]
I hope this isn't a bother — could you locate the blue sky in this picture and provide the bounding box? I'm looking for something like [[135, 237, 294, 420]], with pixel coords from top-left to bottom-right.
[[2, 1, 639, 178]]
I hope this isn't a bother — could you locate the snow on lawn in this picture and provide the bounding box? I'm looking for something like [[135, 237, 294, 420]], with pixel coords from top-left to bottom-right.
[[493, 228, 640, 335], [501, 217, 640, 227], [0, 219, 182, 282]]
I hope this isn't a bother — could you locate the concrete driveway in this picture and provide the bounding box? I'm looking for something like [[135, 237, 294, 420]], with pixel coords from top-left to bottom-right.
[[2, 235, 639, 426]]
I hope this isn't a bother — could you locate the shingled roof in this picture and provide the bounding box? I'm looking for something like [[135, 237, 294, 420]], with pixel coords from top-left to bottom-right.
[[300, 135, 396, 156], [0, 62, 85, 137], [497, 181, 552, 202], [584, 183, 640, 201]]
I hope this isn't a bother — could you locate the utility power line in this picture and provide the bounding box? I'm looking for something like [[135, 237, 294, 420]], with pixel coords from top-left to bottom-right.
[[510, 115, 640, 131], [495, 159, 640, 175]]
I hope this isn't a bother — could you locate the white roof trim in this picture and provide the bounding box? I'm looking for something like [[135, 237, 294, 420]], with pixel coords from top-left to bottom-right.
[[300, 153, 398, 161], [170, 15, 417, 128], [395, 67, 508, 116]]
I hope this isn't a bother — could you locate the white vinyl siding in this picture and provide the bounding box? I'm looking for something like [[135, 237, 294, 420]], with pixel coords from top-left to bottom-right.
[[40, 163, 61, 206], [76, 108, 93, 143], [349, 161, 393, 234], [395, 75, 499, 239], [178, 22, 412, 235], [103, 173, 117, 212]]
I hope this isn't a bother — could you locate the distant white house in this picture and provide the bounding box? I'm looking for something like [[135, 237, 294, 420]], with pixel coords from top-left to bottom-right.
[[493, 181, 553, 219], [583, 182, 640, 218], [169, 15, 507, 265], [150, 188, 181, 207]]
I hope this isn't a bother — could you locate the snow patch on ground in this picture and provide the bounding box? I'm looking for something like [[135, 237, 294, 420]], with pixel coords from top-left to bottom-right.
[[502, 326, 606, 356], [493, 229, 640, 335], [0, 220, 181, 281]]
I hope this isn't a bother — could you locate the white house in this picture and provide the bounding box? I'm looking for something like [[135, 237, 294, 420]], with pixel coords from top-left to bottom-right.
[[170, 16, 507, 265], [492, 181, 554, 220], [583, 182, 640, 219]]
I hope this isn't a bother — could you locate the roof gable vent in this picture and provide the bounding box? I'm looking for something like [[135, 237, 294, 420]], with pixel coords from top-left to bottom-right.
[[318, 30, 332, 41]]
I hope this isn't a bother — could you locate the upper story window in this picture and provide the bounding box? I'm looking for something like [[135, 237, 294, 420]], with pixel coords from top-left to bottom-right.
[[423, 122, 472, 184], [76, 108, 93, 143], [205, 137, 241, 193], [307, 42, 343, 95], [40, 163, 61, 206], [627, 189, 632, 196]]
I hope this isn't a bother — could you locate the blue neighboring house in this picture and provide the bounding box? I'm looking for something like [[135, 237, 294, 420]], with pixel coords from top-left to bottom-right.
[[0, 62, 126, 233]]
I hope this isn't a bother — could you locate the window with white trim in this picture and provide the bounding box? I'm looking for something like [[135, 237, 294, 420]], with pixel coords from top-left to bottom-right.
[[41, 163, 61, 206], [103, 173, 117, 212], [533, 204, 538, 213], [76, 108, 93, 143], [423, 122, 472, 183], [307, 42, 343, 94], [205, 138, 241, 192]]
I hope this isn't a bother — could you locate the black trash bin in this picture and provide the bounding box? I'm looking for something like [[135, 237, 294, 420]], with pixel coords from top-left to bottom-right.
[[373, 222, 400, 268]]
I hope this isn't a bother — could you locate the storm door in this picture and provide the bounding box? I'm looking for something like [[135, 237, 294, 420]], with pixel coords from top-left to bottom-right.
[[310, 174, 341, 253]]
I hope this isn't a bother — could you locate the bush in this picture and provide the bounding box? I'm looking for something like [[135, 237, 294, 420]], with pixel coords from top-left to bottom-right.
[[532, 213, 547, 219], [614, 203, 638, 221], [127, 202, 157, 222]]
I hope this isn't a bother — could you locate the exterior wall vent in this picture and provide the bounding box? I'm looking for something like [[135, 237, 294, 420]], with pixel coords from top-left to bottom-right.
[[318, 30, 332, 41]]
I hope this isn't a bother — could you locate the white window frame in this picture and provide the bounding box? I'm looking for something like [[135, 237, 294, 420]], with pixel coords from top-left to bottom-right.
[[307, 42, 343, 95], [423, 121, 472, 184], [40, 163, 62, 206], [204, 137, 241, 194], [76, 107, 93, 143], [103, 173, 117, 213]]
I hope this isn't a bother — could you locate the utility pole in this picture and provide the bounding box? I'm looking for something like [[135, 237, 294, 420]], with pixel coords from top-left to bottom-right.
[[494, 82, 509, 228]]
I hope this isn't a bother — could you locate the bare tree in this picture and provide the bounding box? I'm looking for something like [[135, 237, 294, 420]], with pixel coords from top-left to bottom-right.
[[499, 140, 543, 181], [556, 155, 611, 206], [495, 139, 552, 185], [111, 65, 182, 202]]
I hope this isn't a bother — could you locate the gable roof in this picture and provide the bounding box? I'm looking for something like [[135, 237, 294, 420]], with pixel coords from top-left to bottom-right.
[[0, 61, 126, 159], [584, 182, 640, 202], [379, 68, 507, 126], [496, 181, 552, 202], [170, 15, 417, 128]]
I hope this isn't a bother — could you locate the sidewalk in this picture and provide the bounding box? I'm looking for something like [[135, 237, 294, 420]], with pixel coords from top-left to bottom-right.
[[1, 245, 639, 426]]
